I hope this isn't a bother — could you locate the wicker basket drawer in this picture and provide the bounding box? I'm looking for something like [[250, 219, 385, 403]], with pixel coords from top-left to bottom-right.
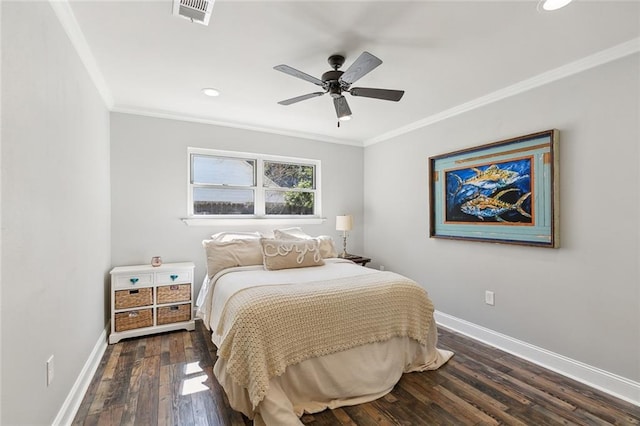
[[114, 308, 153, 332], [157, 303, 191, 325], [115, 287, 153, 309], [157, 284, 191, 304]]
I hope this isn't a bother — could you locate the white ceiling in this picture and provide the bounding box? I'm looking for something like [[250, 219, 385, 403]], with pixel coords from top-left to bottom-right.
[[63, 0, 640, 145]]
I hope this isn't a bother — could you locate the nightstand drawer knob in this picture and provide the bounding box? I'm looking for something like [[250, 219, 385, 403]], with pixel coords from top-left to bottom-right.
[[170, 274, 179, 281], [130, 278, 139, 284]]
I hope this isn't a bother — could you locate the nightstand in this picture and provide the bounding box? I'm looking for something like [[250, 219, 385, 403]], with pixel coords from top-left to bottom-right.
[[109, 262, 195, 344], [342, 254, 371, 267]]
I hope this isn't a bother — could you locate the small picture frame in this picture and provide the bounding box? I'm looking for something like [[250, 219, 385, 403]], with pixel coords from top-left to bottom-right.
[[429, 129, 559, 248]]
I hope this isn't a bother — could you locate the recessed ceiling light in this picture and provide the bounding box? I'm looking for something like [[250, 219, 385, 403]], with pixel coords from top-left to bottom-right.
[[541, 0, 573, 11], [202, 88, 220, 97]]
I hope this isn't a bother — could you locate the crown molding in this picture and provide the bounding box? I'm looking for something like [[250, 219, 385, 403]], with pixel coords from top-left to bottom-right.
[[50, 0, 638, 148], [111, 105, 363, 147], [49, 0, 114, 108], [364, 37, 640, 147]]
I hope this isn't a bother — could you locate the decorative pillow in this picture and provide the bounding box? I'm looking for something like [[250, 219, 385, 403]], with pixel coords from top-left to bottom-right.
[[273, 227, 310, 239], [273, 228, 338, 258], [260, 238, 325, 271], [315, 236, 338, 258], [202, 239, 264, 279], [210, 231, 262, 242]]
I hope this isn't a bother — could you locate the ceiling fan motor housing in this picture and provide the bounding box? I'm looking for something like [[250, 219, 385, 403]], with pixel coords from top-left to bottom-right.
[[322, 70, 345, 98]]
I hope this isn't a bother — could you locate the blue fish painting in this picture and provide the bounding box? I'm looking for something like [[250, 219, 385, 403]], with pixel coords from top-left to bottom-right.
[[445, 158, 532, 223], [461, 189, 531, 222]]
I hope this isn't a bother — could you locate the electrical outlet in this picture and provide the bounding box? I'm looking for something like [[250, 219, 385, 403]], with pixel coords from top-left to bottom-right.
[[485, 291, 495, 306], [379, 265, 385, 271], [46, 355, 55, 386]]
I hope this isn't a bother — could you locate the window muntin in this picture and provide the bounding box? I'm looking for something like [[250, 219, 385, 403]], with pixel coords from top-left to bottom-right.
[[188, 149, 320, 218]]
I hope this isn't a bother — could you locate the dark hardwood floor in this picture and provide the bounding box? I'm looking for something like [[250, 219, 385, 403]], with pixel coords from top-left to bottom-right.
[[73, 320, 640, 425]]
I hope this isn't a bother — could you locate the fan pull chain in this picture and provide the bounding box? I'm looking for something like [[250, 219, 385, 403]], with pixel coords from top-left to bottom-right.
[[337, 121, 340, 128]]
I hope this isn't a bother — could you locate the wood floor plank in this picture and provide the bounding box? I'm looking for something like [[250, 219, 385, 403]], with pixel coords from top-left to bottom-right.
[[119, 355, 144, 425], [74, 321, 640, 426], [135, 354, 160, 425], [438, 369, 528, 426], [190, 365, 226, 426], [340, 404, 386, 426], [145, 334, 163, 358], [158, 381, 174, 426], [505, 363, 631, 425], [169, 332, 186, 365], [96, 405, 124, 426], [169, 363, 196, 425], [330, 407, 358, 425], [388, 381, 452, 424]]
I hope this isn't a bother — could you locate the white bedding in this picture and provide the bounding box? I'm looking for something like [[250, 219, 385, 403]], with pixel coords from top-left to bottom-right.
[[196, 259, 453, 425]]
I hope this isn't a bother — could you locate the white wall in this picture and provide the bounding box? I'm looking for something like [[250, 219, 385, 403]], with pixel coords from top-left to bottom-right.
[[364, 54, 640, 382], [1, 2, 111, 424], [110, 113, 364, 295]]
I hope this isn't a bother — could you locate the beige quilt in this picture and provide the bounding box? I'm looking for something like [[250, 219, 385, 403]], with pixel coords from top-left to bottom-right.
[[215, 271, 434, 408]]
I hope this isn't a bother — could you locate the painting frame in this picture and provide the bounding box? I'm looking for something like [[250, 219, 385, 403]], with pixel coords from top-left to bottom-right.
[[429, 129, 559, 248]]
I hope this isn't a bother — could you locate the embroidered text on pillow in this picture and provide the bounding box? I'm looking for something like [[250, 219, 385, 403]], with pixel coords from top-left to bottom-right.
[[262, 239, 322, 264]]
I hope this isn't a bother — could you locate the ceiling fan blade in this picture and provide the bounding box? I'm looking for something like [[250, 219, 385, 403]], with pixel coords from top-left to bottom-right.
[[274, 64, 324, 87], [350, 87, 405, 102], [339, 51, 383, 86], [278, 92, 326, 105], [333, 95, 352, 119]]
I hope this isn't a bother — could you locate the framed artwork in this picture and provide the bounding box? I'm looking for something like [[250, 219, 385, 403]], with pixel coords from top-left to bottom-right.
[[429, 129, 559, 248]]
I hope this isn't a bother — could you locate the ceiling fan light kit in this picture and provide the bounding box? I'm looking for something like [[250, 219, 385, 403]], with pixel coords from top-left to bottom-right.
[[274, 51, 405, 125]]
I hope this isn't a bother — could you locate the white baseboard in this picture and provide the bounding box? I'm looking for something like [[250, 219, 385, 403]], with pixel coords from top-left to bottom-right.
[[434, 311, 640, 406], [52, 322, 109, 426]]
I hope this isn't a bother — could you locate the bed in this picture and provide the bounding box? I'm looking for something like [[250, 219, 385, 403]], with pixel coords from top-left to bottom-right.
[[196, 229, 453, 426]]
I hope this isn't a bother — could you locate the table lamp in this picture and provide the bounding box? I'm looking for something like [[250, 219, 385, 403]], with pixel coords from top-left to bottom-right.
[[336, 215, 353, 258]]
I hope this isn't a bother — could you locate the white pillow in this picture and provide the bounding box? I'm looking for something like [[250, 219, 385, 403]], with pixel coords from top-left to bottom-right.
[[210, 231, 262, 242], [202, 239, 263, 279], [273, 227, 310, 239], [260, 238, 325, 270], [273, 227, 338, 258]]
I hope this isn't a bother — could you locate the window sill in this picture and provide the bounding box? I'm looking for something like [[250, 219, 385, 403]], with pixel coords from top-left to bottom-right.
[[181, 217, 326, 226]]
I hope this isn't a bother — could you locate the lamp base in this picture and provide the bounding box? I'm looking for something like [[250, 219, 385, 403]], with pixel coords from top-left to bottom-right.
[[339, 233, 350, 259]]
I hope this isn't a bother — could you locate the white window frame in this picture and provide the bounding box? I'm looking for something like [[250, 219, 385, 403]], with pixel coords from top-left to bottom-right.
[[184, 147, 324, 226]]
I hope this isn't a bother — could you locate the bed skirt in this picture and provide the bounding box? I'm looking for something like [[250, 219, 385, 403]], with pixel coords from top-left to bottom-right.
[[213, 317, 453, 426]]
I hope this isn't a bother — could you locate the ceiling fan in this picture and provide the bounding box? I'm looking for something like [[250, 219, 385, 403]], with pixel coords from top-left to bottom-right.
[[274, 52, 405, 124]]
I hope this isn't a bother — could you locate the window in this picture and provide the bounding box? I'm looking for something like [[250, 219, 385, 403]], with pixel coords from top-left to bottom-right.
[[188, 148, 321, 219]]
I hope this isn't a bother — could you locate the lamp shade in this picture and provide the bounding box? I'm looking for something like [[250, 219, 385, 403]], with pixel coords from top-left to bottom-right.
[[336, 215, 353, 231]]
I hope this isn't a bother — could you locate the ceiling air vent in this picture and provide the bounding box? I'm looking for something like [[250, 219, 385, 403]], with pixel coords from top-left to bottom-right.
[[173, 0, 215, 26]]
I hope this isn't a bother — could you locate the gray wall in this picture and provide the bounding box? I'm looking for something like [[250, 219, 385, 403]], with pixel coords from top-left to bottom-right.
[[363, 54, 640, 381], [1, 2, 111, 424], [110, 113, 364, 295]]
